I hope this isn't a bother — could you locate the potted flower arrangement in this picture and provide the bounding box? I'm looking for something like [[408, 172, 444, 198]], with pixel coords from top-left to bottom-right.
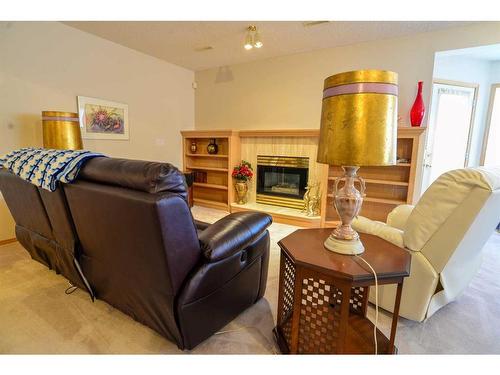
[[232, 160, 253, 204]]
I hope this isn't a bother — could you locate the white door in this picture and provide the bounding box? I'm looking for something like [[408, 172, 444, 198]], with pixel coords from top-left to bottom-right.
[[481, 84, 500, 166], [421, 81, 478, 190]]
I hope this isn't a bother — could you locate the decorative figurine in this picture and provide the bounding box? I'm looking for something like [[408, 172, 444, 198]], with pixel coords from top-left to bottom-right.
[[302, 182, 321, 216], [190, 140, 197, 153], [207, 138, 218, 154]]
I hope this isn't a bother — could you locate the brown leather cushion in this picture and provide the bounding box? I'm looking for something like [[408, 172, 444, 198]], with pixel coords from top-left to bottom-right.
[[79, 157, 187, 196]]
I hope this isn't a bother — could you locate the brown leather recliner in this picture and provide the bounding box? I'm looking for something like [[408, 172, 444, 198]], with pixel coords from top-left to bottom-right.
[[0, 157, 272, 350]]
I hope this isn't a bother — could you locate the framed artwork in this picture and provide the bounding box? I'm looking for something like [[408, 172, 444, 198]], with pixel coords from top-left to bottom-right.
[[77, 96, 129, 140]]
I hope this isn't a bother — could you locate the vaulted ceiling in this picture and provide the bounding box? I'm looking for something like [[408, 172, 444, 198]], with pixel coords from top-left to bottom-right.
[[63, 21, 472, 71]]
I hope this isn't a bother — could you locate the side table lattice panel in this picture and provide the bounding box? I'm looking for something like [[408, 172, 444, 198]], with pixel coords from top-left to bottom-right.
[[280, 253, 296, 345], [350, 286, 366, 315], [297, 272, 343, 353]]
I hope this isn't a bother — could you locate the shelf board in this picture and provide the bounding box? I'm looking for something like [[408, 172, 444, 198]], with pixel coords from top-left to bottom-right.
[[186, 153, 228, 159], [345, 314, 392, 354], [186, 165, 229, 172], [193, 182, 228, 190], [193, 198, 229, 210], [364, 197, 406, 205], [396, 163, 411, 167], [324, 220, 340, 227], [326, 194, 405, 205], [181, 130, 237, 138], [328, 177, 409, 187]]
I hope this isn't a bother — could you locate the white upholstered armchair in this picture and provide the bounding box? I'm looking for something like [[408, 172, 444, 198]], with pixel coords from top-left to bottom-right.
[[352, 167, 500, 322]]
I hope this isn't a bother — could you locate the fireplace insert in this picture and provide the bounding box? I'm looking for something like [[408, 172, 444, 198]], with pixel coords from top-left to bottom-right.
[[256, 155, 309, 209]]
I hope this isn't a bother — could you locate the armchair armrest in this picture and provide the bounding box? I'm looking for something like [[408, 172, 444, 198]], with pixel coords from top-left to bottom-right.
[[386, 204, 415, 230], [198, 212, 272, 262], [352, 216, 405, 248]]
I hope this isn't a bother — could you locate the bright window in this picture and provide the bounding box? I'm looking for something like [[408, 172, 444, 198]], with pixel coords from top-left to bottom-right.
[[483, 86, 500, 166]]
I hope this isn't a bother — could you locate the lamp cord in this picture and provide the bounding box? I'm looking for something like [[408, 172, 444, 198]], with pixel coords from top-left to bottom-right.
[[355, 255, 379, 355]]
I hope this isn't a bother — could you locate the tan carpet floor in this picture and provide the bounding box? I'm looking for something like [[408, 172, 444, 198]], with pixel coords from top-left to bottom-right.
[[1, 206, 499, 354]]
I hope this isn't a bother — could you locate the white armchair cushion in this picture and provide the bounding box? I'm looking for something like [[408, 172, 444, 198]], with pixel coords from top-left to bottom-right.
[[404, 168, 497, 252], [352, 216, 405, 248], [386, 204, 414, 231]]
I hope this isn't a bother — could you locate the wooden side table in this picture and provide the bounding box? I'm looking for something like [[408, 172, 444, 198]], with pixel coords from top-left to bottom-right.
[[273, 228, 411, 354]]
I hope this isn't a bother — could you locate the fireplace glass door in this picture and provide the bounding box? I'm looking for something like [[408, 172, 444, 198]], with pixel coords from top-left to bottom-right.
[[256, 155, 309, 209], [257, 165, 308, 200]]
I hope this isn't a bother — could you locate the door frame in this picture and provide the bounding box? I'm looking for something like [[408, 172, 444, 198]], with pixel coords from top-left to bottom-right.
[[422, 79, 479, 189], [480, 83, 500, 165]]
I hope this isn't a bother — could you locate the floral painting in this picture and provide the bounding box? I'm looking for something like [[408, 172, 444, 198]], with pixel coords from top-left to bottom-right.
[[77, 96, 129, 140]]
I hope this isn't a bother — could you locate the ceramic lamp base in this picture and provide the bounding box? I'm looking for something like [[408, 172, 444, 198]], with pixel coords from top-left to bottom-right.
[[324, 235, 365, 255]]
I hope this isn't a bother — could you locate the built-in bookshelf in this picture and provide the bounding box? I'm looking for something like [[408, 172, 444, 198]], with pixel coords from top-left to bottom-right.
[[181, 127, 425, 227], [321, 127, 426, 226], [181, 130, 240, 211]]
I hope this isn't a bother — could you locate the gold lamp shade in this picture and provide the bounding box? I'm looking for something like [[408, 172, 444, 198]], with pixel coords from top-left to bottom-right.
[[317, 70, 398, 166], [316, 70, 399, 255], [42, 111, 83, 150]]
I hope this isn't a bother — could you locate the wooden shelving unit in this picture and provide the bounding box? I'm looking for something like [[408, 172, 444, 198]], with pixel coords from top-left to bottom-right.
[[180, 127, 424, 227], [321, 127, 426, 224], [193, 182, 228, 190], [181, 130, 240, 211]]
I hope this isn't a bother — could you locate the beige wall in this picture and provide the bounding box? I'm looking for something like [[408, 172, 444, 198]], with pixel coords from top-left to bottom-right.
[[0, 21, 195, 240], [0, 198, 15, 241], [195, 22, 500, 201]]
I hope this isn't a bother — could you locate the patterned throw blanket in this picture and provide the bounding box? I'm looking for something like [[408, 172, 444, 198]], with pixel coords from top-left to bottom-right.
[[0, 148, 105, 191]]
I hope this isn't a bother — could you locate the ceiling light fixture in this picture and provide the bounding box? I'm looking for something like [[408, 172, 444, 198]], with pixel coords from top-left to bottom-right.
[[244, 25, 263, 50]]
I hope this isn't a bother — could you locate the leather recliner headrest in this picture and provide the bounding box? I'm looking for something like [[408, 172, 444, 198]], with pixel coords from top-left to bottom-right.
[[79, 157, 187, 195]]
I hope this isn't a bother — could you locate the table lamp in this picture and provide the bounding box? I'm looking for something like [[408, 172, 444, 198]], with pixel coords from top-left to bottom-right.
[[42, 111, 83, 150], [317, 70, 398, 255]]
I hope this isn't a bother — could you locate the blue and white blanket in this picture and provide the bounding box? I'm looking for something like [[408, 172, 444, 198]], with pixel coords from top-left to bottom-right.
[[0, 148, 105, 191]]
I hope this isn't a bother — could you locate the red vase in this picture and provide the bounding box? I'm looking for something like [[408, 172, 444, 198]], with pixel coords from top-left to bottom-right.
[[410, 81, 425, 127]]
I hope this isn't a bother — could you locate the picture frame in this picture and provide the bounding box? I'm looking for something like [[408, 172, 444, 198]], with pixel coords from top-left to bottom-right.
[[77, 96, 129, 140]]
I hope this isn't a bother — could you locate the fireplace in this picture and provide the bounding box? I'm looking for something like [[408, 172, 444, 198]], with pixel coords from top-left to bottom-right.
[[256, 155, 309, 209]]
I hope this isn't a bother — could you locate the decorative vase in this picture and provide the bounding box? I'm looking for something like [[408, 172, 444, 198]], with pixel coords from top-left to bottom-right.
[[410, 81, 425, 127], [234, 181, 248, 204], [207, 138, 218, 154], [190, 141, 197, 153]]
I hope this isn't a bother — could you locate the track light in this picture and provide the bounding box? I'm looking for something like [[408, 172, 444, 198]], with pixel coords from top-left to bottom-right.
[[244, 25, 263, 50], [254, 30, 263, 48], [244, 30, 254, 50]]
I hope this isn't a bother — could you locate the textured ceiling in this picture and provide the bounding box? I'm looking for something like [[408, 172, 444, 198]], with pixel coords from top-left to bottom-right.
[[63, 21, 473, 71]]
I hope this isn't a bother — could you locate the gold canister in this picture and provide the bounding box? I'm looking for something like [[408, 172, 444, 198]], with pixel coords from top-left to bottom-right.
[[42, 111, 83, 150], [316, 70, 398, 166]]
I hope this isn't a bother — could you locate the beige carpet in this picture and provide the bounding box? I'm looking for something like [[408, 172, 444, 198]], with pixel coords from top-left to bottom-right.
[[0, 206, 499, 354]]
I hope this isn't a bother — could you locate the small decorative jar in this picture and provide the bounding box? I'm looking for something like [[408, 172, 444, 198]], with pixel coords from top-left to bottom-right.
[[207, 138, 218, 154], [190, 141, 197, 153]]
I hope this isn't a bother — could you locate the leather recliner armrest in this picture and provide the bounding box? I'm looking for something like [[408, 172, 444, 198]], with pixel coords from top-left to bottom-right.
[[198, 211, 272, 262]]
